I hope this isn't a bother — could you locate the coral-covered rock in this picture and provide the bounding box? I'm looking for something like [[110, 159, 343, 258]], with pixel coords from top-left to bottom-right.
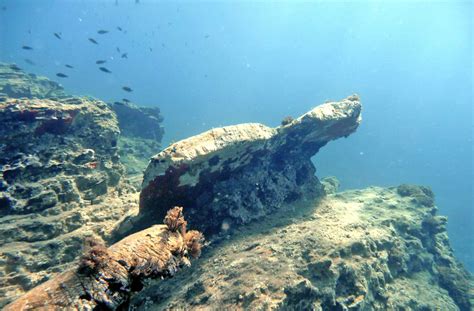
[[0, 62, 66, 99], [138, 95, 361, 235], [0, 97, 122, 214], [0, 96, 134, 306], [131, 186, 473, 310]]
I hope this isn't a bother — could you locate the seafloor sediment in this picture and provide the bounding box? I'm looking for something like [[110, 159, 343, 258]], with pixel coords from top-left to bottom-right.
[[0, 63, 472, 309]]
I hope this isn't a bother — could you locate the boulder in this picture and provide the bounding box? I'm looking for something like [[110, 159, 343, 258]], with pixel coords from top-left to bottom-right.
[[139, 95, 362, 235]]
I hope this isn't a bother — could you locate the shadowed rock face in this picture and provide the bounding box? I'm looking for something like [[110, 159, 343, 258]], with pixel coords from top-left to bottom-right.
[[139, 95, 362, 235]]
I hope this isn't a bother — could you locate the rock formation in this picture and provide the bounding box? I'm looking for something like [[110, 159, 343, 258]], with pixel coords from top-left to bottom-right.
[[1, 62, 471, 310], [109, 101, 165, 177], [138, 95, 361, 235], [0, 62, 66, 99], [4, 207, 204, 310], [131, 184, 473, 310], [0, 96, 137, 306]]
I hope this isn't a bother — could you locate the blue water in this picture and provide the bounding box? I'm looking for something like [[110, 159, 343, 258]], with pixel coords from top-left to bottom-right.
[[0, 0, 472, 271]]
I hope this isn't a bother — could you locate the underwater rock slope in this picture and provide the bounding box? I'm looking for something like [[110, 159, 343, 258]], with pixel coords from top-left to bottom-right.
[[132, 184, 473, 310], [139, 95, 362, 235], [0, 62, 66, 99]]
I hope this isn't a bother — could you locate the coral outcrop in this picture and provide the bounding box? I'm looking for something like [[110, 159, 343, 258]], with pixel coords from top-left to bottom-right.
[[4, 207, 204, 310], [131, 185, 473, 310], [0, 96, 134, 306], [138, 95, 361, 235], [0, 62, 66, 99]]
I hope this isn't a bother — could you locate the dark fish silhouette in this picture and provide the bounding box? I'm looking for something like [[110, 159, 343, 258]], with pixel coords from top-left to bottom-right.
[[99, 67, 112, 73], [65, 64, 74, 68], [204, 34, 210, 39], [149, 47, 153, 52], [122, 98, 130, 103], [22, 45, 33, 50], [116, 47, 121, 53], [24, 59, 35, 65], [114, 101, 124, 105], [122, 86, 133, 92], [117, 26, 122, 31], [96, 60, 107, 64], [88, 38, 98, 44], [10, 64, 21, 71], [121, 53, 128, 59], [97, 30, 108, 34], [54, 32, 62, 39], [56, 73, 68, 78]]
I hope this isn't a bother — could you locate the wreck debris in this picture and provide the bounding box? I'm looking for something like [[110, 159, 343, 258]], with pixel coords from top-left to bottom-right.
[[4, 207, 203, 310]]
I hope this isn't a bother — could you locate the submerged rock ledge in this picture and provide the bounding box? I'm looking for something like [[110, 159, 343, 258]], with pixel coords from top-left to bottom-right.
[[132, 185, 473, 310], [139, 95, 362, 235]]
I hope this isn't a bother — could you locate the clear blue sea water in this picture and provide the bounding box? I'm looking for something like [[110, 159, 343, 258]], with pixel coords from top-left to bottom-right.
[[0, 0, 472, 271]]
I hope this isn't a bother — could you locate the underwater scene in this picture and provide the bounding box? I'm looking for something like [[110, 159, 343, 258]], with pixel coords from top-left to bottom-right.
[[0, 0, 472, 310]]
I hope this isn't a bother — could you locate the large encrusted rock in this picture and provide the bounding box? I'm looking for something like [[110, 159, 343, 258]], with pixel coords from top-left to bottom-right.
[[0, 63, 66, 99], [0, 96, 133, 306], [138, 95, 361, 235], [131, 185, 473, 310], [0, 97, 123, 214]]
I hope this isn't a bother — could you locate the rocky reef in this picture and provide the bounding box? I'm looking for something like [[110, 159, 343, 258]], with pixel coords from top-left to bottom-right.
[[137, 95, 361, 236], [0, 62, 471, 310], [131, 183, 473, 310], [0, 63, 163, 306]]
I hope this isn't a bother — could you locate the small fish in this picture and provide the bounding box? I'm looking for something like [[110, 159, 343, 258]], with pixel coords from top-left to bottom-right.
[[204, 34, 210, 39], [122, 86, 133, 92], [116, 47, 121, 53], [65, 64, 74, 68], [149, 47, 153, 52], [96, 60, 107, 64], [114, 101, 124, 105], [53, 32, 62, 39], [10, 64, 21, 71], [22, 45, 33, 50], [117, 26, 122, 31], [56, 73, 68, 78], [122, 98, 130, 103], [97, 30, 109, 34], [24, 59, 35, 65], [121, 53, 128, 59], [99, 67, 112, 73], [88, 38, 98, 44]]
